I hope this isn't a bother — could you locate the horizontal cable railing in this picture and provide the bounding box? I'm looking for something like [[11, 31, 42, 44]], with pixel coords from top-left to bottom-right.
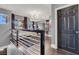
[[11, 29, 45, 55]]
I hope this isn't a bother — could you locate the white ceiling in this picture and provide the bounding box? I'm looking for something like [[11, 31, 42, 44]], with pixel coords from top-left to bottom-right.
[[0, 4, 51, 21]]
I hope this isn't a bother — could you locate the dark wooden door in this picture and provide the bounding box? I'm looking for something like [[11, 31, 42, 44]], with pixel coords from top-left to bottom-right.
[[58, 5, 79, 54]]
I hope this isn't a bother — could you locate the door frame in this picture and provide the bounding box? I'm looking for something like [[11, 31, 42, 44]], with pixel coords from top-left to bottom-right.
[[54, 4, 76, 49]]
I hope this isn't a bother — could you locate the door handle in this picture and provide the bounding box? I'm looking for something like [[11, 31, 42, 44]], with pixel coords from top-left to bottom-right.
[[76, 31, 79, 34]]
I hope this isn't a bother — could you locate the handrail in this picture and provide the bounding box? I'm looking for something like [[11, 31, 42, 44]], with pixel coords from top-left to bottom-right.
[[11, 29, 45, 55]]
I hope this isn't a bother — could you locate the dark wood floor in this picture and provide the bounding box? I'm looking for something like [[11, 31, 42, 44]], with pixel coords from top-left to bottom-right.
[[45, 37, 76, 55]]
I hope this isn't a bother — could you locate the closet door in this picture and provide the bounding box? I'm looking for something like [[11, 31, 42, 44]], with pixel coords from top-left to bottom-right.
[[58, 5, 79, 54]]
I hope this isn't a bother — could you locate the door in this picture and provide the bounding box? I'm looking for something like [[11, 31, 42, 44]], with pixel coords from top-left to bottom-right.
[[58, 5, 79, 54]]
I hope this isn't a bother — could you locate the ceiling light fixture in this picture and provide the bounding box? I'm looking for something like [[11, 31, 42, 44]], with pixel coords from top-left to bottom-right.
[[29, 10, 49, 21]]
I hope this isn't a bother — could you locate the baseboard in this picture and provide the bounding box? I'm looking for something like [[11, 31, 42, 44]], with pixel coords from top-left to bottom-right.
[[48, 35, 52, 37], [45, 34, 52, 38], [51, 44, 57, 49]]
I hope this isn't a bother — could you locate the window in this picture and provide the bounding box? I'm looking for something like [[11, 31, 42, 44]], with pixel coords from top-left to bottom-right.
[[0, 14, 7, 24]]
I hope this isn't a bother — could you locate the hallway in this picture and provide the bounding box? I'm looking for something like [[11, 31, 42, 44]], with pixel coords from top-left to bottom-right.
[[0, 4, 78, 55]]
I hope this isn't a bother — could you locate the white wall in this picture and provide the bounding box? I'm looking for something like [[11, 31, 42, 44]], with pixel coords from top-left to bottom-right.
[[15, 15, 24, 21], [0, 8, 11, 47]]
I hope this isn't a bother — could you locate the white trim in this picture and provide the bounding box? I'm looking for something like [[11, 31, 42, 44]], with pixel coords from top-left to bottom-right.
[[55, 4, 76, 49], [51, 44, 57, 49], [7, 44, 11, 55], [45, 34, 52, 38], [48, 35, 52, 37]]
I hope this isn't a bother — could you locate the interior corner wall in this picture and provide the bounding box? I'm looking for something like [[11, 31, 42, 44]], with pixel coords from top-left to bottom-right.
[[15, 15, 24, 21], [51, 4, 68, 49], [0, 8, 11, 47]]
